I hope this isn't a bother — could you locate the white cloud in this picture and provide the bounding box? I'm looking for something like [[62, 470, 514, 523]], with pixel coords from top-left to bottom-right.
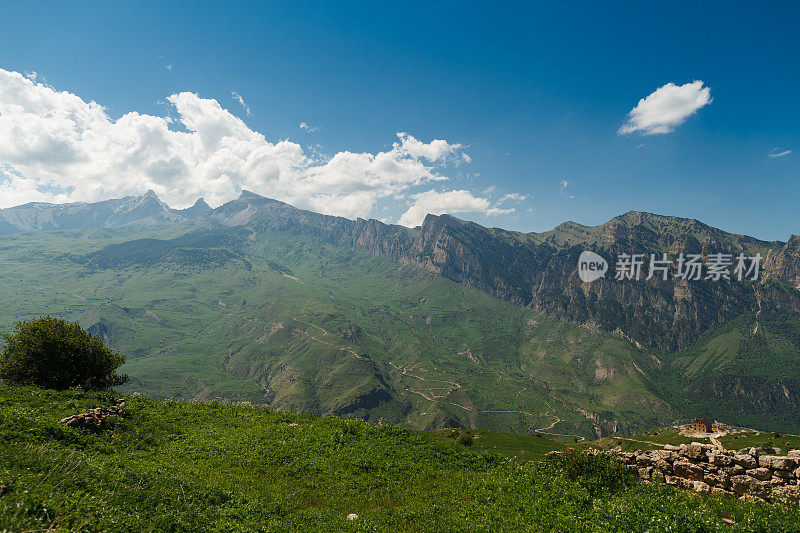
[[299, 122, 319, 133], [394, 132, 468, 163], [619, 81, 711, 135], [398, 189, 516, 227], [231, 91, 251, 116], [398, 190, 489, 227], [498, 192, 526, 203], [0, 67, 522, 223], [769, 148, 791, 158]]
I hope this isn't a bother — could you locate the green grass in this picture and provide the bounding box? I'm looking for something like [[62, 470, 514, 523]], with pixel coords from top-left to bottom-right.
[[2, 385, 800, 532], [719, 431, 800, 454], [429, 429, 568, 459]]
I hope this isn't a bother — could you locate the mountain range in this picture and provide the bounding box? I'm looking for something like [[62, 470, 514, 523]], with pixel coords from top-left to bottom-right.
[[1, 190, 798, 436]]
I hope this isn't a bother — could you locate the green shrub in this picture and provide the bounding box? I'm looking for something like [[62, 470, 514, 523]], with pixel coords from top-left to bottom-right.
[[456, 431, 474, 446], [546, 449, 635, 497], [0, 316, 127, 390]]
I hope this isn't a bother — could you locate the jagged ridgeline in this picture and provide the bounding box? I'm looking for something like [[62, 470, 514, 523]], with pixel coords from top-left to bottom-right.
[[0, 191, 798, 436]]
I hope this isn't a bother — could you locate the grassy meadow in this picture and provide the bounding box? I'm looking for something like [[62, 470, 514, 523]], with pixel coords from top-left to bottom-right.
[[2, 385, 800, 532]]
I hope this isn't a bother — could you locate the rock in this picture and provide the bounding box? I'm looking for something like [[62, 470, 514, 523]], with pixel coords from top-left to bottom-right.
[[673, 461, 705, 481], [712, 488, 734, 498], [761, 456, 796, 470], [654, 460, 673, 474], [788, 450, 800, 459], [746, 468, 772, 481], [709, 453, 733, 467], [346, 513, 359, 520], [59, 399, 127, 431], [728, 464, 745, 476], [692, 480, 711, 493], [731, 475, 771, 497], [733, 454, 757, 469], [681, 444, 705, 461], [651, 449, 676, 463], [705, 473, 730, 490], [772, 469, 793, 480]]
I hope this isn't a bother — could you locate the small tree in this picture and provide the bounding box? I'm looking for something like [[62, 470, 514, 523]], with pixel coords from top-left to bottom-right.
[[0, 316, 128, 390]]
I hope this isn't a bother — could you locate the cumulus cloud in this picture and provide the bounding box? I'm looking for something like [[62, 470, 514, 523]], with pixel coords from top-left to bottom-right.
[[398, 189, 519, 227], [619, 81, 711, 135], [394, 132, 470, 163], [0, 67, 523, 222], [769, 148, 791, 158]]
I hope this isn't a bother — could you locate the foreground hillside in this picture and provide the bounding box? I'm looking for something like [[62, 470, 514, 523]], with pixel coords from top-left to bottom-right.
[[2, 386, 800, 532]]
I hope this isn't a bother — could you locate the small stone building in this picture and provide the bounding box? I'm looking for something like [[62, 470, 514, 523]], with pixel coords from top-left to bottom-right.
[[692, 418, 713, 433]]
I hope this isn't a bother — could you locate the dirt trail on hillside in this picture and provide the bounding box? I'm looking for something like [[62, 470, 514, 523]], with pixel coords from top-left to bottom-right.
[[389, 362, 586, 441], [294, 315, 364, 360]]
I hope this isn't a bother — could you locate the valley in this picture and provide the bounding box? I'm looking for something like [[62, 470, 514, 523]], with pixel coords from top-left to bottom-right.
[[0, 191, 798, 437]]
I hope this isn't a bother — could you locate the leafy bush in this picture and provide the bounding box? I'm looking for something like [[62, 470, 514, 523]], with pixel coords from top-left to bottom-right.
[[0, 316, 127, 390], [546, 449, 635, 497], [456, 431, 473, 446]]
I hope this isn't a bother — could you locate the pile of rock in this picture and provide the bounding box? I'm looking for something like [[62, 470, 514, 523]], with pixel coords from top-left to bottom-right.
[[613, 443, 800, 503], [60, 398, 128, 431]]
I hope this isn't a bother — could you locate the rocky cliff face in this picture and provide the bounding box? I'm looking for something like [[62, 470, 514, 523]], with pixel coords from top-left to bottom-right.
[[765, 235, 800, 290]]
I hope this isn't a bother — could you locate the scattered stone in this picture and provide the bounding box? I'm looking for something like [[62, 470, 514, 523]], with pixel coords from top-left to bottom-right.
[[346, 513, 359, 520], [60, 398, 127, 431]]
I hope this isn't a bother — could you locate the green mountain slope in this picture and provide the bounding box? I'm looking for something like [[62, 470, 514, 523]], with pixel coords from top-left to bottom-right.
[[1, 193, 799, 435], [0, 225, 672, 437], [652, 310, 800, 432]]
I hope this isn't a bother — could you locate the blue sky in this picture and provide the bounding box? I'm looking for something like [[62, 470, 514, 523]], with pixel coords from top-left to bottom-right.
[[0, 1, 798, 239]]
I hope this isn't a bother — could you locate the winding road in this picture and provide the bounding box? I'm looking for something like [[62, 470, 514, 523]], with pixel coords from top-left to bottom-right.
[[389, 361, 586, 441], [294, 315, 364, 360], [293, 314, 586, 441]]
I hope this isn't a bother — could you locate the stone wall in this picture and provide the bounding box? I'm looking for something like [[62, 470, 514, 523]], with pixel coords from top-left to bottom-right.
[[613, 443, 800, 503]]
